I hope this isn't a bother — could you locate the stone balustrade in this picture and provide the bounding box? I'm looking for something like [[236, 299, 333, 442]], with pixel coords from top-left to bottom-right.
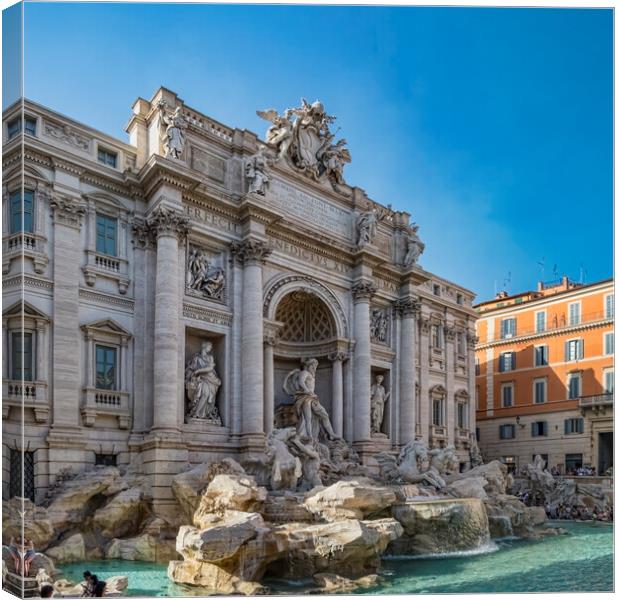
[[2, 379, 49, 422], [81, 387, 131, 429]]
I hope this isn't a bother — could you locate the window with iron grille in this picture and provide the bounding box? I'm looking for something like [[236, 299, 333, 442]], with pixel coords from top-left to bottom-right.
[[9, 449, 35, 502]]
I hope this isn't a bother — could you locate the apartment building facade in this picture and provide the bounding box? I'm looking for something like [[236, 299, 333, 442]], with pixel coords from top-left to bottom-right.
[[475, 277, 614, 475]]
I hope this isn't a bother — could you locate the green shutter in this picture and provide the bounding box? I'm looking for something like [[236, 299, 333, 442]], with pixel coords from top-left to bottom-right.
[[577, 419, 584, 434], [578, 340, 584, 360], [543, 421, 548, 436], [564, 419, 570, 434], [531, 422, 537, 437], [564, 341, 569, 361]]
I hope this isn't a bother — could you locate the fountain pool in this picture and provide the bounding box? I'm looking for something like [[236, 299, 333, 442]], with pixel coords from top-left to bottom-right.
[[58, 522, 612, 596]]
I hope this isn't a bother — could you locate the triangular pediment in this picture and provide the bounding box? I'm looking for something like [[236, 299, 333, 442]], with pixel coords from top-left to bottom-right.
[[81, 318, 132, 338], [3, 300, 50, 321]]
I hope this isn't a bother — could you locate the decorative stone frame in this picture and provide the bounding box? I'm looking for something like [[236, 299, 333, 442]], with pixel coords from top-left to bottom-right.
[[82, 192, 131, 294], [454, 389, 471, 446], [2, 166, 51, 276], [184, 238, 228, 306], [81, 319, 132, 429], [429, 384, 447, 442], [2, 301, 50, 423]]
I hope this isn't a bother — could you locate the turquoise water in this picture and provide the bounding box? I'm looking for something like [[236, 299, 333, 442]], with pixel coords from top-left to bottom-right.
[[59, 522, 613, 596]]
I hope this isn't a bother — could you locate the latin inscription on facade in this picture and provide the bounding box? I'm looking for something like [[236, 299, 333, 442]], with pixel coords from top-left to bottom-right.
[[267, 178, 352, 240], [270, 237, 350, 275], [185, 204, 241, 234]]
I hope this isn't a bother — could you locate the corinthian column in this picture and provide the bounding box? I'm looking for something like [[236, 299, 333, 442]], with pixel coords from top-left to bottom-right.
[[263, 330, 279, 434], [232, 239, 272, 445], [328, 352, 347, 438], [418, 314, 431, 444], [352, 280, 376, 445], [148, 206, 189, 433], [396, 297, 419, 445]]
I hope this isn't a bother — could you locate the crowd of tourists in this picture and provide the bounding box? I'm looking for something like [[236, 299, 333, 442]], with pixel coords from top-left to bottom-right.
[[80, 571, 107, 597], [545, 503, 613, 522]]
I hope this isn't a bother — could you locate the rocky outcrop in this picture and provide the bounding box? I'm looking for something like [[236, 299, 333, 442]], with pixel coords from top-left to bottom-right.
[[303, 479, 396, 520], [106, 533, 177, 562], [2, 497, 55, 550], [485, 494, 547, 539], [451, 460, 509, 497], [45, 533, 87, 563], [312, 572, 379, 593], [389, 498, 490, 555], [446, 476, 488, 500], [92, 486, 148, 539]]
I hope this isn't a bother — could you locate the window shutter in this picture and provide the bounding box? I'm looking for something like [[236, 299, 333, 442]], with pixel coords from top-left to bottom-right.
[[531, 422, 537, 437], [500, 320, 506, 337], [578, 419, 584, 434], [499, 356, 504, 373], [543, 421, 548, 436], [543, 346, 548, 364], [564, 341, 569, 362], [579, 339, 584, 360], [564, 419, 570, 434], [511, 352, 516, 370]]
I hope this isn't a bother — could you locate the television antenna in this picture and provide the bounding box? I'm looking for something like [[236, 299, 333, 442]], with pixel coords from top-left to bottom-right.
[[552, 264, 559, 280], [502, 271, 511, 293], [537, 257, 545, 282]]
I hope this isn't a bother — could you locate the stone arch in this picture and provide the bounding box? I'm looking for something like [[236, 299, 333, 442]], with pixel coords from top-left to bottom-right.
[[263, 274, 348, 339]]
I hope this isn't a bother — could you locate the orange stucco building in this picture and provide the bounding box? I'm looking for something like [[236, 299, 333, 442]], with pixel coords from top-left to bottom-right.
[[474, 277, 613, 474]]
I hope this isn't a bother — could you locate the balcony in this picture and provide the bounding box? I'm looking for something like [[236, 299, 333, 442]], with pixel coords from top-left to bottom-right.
[[83, 250, 130, 294], [81, 387, 131, 429], [579, 393, 613, 415], [2, 379, 49, 422], [2, 232, 49, 274], [431, 425, 447, 438], [485, 310, 613, 345]]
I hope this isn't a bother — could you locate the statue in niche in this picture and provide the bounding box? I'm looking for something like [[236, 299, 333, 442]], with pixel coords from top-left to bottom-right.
[[370, 374, 390, 435], [370, 309, 388, 343], [157, 100, 187, 160], [185, 341, 222, 423], [283, 357, 337, 443], [403, 222, 425, 267], [245, 147, 272, 195], [356, 203, 390, 248], [186, 247, 225, 300]]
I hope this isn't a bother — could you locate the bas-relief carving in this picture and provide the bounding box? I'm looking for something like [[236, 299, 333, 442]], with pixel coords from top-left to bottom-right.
[[191, 146, 227, 183], [158, 100, 187, 160], [257, 99, 351, 191], [269, 237, 349, 275], [50, 195, 87, 228], [370, 309, 389, 344], [43, 121, 91, 152], [186, 246, 226, 301], [182, 303, 232, 327], [370, 374, 389, 435], [267, 178, 352, 240], [184, 341, 222, 424]]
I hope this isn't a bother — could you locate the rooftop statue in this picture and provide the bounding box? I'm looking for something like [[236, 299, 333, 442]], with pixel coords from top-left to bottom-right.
[[403, 222, 425, 267], [257, 99, 351, 189], [157, 100, 187, 160]]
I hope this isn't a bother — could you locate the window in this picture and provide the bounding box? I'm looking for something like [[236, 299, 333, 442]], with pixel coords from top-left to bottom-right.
[[531, 421, 548, 437], [499, 424, 515, 439], [475, 385, 480, 410], [9, 190, 34, 233], [9, 449, 35, 502], [431, 325, 444, 349], [565, 339, 584, 362], [567, 372, 581, 400], [24, 116, 37, 136], [11, 332, 34, 381], [501, 382, 514, 407], [456, 293, 463, 305], [604, 332, 614, 356], [95, 345, 117, 390], [96, 213, 118, 256], [534, 345, 548, 367], [604, 370, 614, 394], [605, 294, 614, 319], [7, 118, 20, 139], [98, 147, 118, 168], [565, 453, 583, 472], [535, 311, 546, 333], [95, 453, 117, 466], [564, 418, 584, 434], [457, 402, 467, 428], [534, 378, 547, 404], [568, 302, 581, 326], [475, 358, 480, 376], [432, 398, 444, 426], [499, 351, 516, 372], [500, 317, 516, 339], [457, 332, 466, 356]]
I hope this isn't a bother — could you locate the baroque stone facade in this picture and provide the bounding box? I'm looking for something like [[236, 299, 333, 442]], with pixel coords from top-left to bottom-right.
[[2, 88, 477, 518]]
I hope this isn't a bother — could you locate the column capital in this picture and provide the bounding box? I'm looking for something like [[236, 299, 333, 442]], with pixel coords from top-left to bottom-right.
[[146, 205, 190, 240], [444, 325, 456, 342], [466, 331, 479, 349], [132, 218, 156, 249], [264, 331, 280, 347], [418, 315, 431, 334], [50, 194, 86, 229], [328, 351, 348, 362], [393, 297, 420, 317], [231, 238, 272, 265], [352, 280, 377, 301]]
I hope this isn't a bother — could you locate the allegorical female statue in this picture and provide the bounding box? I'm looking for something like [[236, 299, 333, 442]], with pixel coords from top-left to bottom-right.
[[185, 341, 221, 422], [158, 100, 187, 160], [283, 358, 337, 442], [370, 374, 390, 434]]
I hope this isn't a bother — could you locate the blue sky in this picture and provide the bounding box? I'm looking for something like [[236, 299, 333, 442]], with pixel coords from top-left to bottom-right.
[[7, 3, 613, 302]]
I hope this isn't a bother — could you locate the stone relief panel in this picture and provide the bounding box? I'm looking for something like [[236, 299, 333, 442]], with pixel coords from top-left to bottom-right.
[[43, 120, 91, 152], [370, 308, 390, 345], [186, 244, 226, 303], [190, 146, 227, 184]]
